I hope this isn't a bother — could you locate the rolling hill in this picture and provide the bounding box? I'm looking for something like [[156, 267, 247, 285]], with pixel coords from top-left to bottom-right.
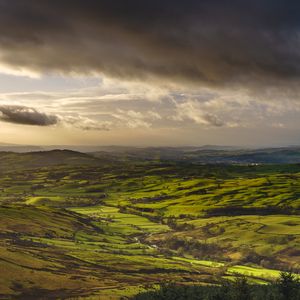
[[0, 152, 299, 298]]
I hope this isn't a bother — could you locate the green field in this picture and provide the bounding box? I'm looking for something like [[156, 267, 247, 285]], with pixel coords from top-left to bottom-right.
[[0, 151, 299, 298]]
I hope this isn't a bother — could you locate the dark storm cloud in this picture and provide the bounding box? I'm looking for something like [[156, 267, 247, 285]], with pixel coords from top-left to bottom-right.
[[0, 1, 300, 86], [0, 104, 109, 130], [0, 105, 58, 126]]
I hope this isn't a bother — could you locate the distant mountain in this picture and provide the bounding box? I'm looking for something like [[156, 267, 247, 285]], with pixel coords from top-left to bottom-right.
[[184, 147, 300, 164], [92, 146, 300, 164], [196, 145, 244, 151], [0, 149, 100, 170], [0, 142, 43, 152], [2, 143, 300, 164]]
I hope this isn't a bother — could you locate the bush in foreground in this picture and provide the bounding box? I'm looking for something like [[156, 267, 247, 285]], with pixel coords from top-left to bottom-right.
[[131, 272, 300, 300]]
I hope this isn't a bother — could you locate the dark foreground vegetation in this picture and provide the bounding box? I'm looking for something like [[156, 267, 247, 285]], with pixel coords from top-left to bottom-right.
[[132, 273, 300, 300]]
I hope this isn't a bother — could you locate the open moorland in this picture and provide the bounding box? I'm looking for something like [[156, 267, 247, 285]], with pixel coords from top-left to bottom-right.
[[0, 149, 299, 299]]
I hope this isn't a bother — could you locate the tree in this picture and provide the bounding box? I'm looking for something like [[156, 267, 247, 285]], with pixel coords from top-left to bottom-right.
[[231, 276, 252, 300], [277, 272, 300, 300]]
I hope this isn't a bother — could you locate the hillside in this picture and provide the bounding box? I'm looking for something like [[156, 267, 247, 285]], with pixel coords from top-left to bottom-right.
[[91, 146, 300, 164], [2, 145, 300, 164], [0, 150, 101, 171], [0, 154, 299, 298]]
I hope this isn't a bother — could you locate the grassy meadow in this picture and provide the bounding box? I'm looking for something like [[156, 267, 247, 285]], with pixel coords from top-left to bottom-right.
[[0, 151, 299, 298]]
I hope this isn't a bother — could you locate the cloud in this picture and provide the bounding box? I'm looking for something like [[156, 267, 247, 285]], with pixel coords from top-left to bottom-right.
[[0, 104, 110, 131], [172, 100, 225, 127], [1, 85, 295, 132], [111, 109, 162, 129], [0, 105, 58, 126], [63, 115, 111, 131], [0, 1, 300, 89]]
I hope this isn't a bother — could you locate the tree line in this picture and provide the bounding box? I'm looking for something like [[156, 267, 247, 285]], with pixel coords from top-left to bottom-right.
[[130, 272, 300, 300]]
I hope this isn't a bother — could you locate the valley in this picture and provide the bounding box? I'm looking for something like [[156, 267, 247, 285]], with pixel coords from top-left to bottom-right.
[[0, 150, 299, 299]]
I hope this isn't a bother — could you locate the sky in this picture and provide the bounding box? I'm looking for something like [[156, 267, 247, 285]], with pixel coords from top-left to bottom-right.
[[0, 0, 300, 146]]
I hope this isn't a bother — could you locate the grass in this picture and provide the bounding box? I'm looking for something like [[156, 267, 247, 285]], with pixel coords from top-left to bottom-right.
[[0, 156, 299, 298]]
